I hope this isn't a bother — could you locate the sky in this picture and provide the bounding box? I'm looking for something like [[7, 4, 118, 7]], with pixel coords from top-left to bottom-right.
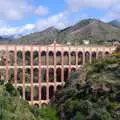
[[0, 0, 120, 36]]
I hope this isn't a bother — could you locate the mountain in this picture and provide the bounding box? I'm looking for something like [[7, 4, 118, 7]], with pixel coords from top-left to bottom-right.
[[108, 20, 120, 28], [1, 18, 120, 45]]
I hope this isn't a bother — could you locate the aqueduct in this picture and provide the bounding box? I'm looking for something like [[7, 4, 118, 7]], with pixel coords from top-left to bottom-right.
[[0, 41, 116, 106]]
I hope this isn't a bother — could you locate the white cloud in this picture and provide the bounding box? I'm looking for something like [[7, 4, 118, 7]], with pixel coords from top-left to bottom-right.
[[34, 6, 49, 16], [0, 0, 49, 21], [0, 24, 35, 36], [0, 0, 33, 20], [35, 12, 69, 30], [101, 4, 120, 21], [0, 12, 69, 36], [66, 0, 120, 12], [102, 11, 120, 22]]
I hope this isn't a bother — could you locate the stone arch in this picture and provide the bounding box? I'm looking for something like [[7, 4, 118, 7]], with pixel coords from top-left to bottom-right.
[[56, 68, 61, 82], [33, 51, 39, 65], [33, 68, 39, 83], [64, 52, 69, 65], [17, 51, 23, 65], [0, 50, 6, 66], [92, 52, 96, 63], [0, 68, 5, 81], [41, 51, 46, 65], [49, 51, 54, 65], [78, 52, 83, 65], [85, 51, 90, 64], [41, 69, 46, 82], [25, 51, 31, 65], [56, 51, 61, 65], [8, 51, 14, 66], [41, 103, 47, 108], [98, 51, 103, 60], [41, 86, 46, 100], [25, 68, 31, 83], [33, 86, 39, 100], [34, 103, 39, 107], [71, 51, 76, 65], [25, 86, 31, 101], [71, 67, 76, 72], [49, 85, 54, 99], [56, 85, 62, 91], [9, 68, 14, 83], [105, 51, 110, 57], [17, 68, 23, 83], [64, 68, 69, 82], [49, 68, 54, 82], [17, 86, 23, 97]]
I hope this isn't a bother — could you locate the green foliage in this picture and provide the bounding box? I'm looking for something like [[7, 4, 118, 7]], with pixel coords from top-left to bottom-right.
[[5, 82, 18, 96], [40, 105, 59, 120], [0, 79, 4, 85], [53, 53, 120, 120], [0, 83, 59, 120]]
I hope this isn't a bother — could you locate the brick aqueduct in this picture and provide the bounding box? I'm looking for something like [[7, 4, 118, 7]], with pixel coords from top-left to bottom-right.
[[0, 41, 116, 106]]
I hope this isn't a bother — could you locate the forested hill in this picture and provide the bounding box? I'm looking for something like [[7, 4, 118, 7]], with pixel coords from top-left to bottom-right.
[[52, 47, 120, 120], [1, 19, 120, 45], [0, 82, 58, 120]]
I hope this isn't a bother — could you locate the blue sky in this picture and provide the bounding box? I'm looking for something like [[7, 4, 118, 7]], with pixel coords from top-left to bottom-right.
[[0, 0, 120, 36]]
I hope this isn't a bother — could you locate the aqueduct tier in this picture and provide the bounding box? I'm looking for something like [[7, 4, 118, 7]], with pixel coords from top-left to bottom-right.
[[0, 42, 115, 106]]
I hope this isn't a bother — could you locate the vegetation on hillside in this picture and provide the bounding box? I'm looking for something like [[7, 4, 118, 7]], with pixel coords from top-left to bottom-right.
[[0, 82, 58, 120], [52, 51, 120, 120]]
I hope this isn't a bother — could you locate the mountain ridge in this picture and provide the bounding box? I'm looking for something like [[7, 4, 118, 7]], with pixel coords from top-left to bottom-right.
[[1, 18, 120, 45]]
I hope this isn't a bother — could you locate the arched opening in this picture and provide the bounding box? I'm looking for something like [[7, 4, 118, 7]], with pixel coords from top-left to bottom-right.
[[64, 68, 69, 82], [56, 68, 61, 82], [34, 103, 39, 107], [17, 68, 23, 83], [64, 52, 69, 65], [9, 68, 14, 83], [0, 50, 6, 66], [25, 51, 31, 65], [33, 51, 39, 65], [56, 85, 62, 92], [105, 51, 110, 57], [41, 86, 46, 100], [25, 68, 31, 83], [17, 86, 23, 97], [41, 51, 46, 65], [0, 69, 5, 82], [71, 68, 76, 72], [41, 69, 46, 82], [25, 86, 31, 101], [33, 86, 39, 100], [17, 51, 22, 65], [71, 52, 76, 65], [98, 52, 103, 60], [78, 52, 83, 65], [41, 103, 47, 108], [8, 51, 14, 66], [92, 52, 96, 63], [49, 68, 54, 82], [56, 51, 61, 65], [33, 68, 39, 83], [49, 86, 54, 99], [49, 51, 54, 65], [85, 52, 90, 64]]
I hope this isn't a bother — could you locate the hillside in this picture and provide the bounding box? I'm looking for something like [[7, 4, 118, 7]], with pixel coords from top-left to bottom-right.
[[0, 82, 58, 120], [4, 18, 120, 45], [109, 20, 120, 28], [52, 50, 120, 120]]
